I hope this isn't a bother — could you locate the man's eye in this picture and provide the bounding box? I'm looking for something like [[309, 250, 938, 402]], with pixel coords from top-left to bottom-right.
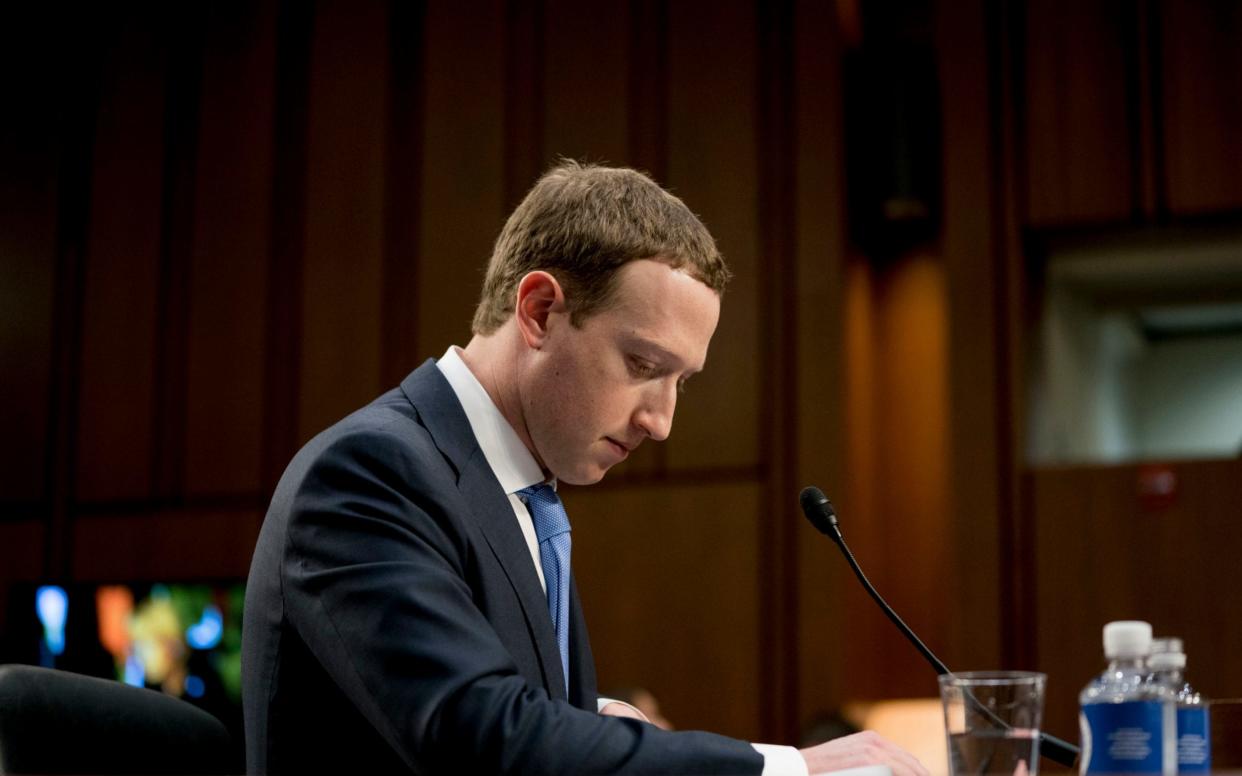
[[628, 357, 658, 378]]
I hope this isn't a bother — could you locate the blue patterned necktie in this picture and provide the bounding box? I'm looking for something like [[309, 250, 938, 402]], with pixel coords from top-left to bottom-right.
[[518, 483, 572, 690]]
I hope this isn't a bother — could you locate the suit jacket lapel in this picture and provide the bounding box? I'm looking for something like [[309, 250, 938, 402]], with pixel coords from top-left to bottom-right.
[[399, 362, 567, 700], [457, 447, 568, 698], [567, 576, 597, 710]]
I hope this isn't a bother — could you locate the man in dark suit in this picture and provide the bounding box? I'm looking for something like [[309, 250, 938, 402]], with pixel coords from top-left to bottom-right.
[[243, 161, 927, 775]]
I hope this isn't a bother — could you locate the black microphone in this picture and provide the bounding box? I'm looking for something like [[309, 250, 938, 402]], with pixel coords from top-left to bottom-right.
[[798, 486, 1080, 768]]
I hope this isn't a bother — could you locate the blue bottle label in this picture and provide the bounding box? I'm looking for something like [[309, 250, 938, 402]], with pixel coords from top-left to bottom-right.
[[1081, 701, 1167, 774], [1176, 706, 1210, 772]]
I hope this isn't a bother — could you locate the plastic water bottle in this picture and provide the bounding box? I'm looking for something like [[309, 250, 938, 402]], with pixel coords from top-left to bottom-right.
[[1149, 637, 1211, 773], [1079, 621, 1176, 775]]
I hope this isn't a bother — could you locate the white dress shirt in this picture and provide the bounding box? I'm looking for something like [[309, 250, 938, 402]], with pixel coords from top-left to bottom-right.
[[435, 346, 807, 776]]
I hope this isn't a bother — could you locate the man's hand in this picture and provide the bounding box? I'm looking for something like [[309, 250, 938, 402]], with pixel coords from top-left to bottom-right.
[[799, 731, 930, 776], [598, 701, 651, 723]]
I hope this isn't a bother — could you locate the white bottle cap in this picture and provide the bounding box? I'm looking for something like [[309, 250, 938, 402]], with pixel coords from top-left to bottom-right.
[[1151, 636, 1184, 656], [1148, 650, 1186, 670], [1103, 620, 1152, 658]]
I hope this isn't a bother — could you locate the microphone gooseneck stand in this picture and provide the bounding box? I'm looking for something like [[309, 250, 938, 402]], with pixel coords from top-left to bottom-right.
[[798, 486, 1080, 769]]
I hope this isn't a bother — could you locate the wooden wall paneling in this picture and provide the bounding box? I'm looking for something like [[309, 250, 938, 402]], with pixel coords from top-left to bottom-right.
[[71, 507, 265, 582], [757, 0, 800, 745], [502, 0, 544, 211], [0, 18, 59, 506], [874, 256, 952, 699], [664, 0, 760, 472], [791, 0, 851, 735], [34, 6, 108, 577], [1133, 0, 1161, 218], [75, 14, 167, 504], [151, 6, 206, 501], [1023, 0, 1134, 225], [184, 2, 278, 500], [541, 0, 629, 167], [841, 257, 953, 704], [297, 0, 389, 441], [626, 0, 668, 179], [261, 0, 313, 491], [1032, 465, 1121, 741], [380, 0, 426, 388], [540, 0, 671, 480], [415, 1, 507, 360], [937, 0, 1005, 676], [0, 521, 46, 636], [564, 481, 762, 741], [1156, 461, 1242, 702], [1032, 460, 1242, 744], [1160, 0, 1242, 214], [998, 0, 1042, 673], [840, 257, 884, 703]]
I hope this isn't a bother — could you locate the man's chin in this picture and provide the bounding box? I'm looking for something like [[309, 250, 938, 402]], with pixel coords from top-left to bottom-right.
[[555, 462, 610, 487]]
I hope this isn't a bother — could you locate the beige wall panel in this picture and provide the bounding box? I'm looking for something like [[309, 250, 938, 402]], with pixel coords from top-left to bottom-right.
[[541, 0, 629, 167], [415, 2, 507, 360], [185, 2, 277, 497], [72, 508, 263, 581], [564, 480, 762, 741], [664, 0, 760, 471], [76, 20, 166, 502], [1161, 1, 1242, 214], [297, 0, 389, 440]]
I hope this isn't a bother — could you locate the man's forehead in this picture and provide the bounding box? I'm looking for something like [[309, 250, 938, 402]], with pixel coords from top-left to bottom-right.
[[601, 265, 719, 369]]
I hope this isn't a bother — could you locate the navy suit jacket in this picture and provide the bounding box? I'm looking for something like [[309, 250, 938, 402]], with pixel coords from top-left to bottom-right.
[[242, 360, 763, 774]]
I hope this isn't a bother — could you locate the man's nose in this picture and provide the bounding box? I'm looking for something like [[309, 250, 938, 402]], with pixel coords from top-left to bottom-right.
[[634, 382, 676, 442]]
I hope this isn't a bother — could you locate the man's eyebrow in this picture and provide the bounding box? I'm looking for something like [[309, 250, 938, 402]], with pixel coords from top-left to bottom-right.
[[630, 338, 703, 375]]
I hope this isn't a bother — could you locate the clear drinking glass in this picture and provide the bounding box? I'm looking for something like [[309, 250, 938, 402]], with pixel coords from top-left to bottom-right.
[[939, 671, 1046, 776]]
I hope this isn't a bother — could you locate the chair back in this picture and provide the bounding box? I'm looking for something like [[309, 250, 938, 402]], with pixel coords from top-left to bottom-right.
[[0, 664, 234, 775]]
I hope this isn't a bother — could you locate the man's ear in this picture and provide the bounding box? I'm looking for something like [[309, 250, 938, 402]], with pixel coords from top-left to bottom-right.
[[514, 271, 566, 348]]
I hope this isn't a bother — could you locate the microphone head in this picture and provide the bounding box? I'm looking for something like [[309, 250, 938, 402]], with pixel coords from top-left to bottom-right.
[[799, 486, 841, 540]]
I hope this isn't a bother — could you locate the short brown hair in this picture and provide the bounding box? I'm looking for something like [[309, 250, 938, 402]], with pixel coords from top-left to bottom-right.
[[471, 160, 730, 334]]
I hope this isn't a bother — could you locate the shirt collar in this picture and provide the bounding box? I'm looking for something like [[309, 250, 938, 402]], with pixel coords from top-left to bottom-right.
[[435, 346, 548, 495]]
